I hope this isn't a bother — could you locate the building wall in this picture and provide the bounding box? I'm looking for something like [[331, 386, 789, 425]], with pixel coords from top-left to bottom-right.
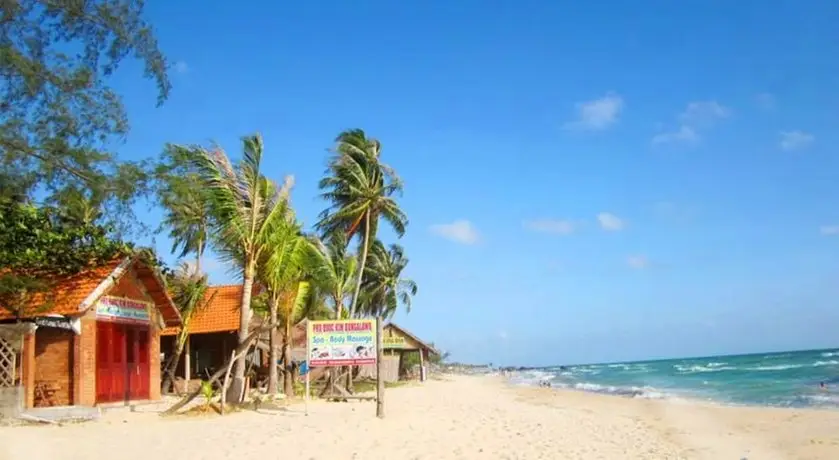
[[33, 327, 74, 407], [75, 311, 97, 406], [23, 267, 169, 408]]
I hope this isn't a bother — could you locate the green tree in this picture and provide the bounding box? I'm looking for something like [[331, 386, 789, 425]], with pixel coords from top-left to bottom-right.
[[189, 133, 294, 402], [0, 199, 132, 317], [156, 145, 211, 271], [256, 212, 317, 396], [360, 241, 417, 320], [160, 263, 215, 394], [359, 240, 417, 418], [316, 130, 407, 319], [2, 0, 170, 228], [309, 232, 357, 320]]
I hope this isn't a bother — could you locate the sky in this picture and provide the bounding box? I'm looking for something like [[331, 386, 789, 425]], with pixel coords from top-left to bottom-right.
[[110, 1, 839, 367]]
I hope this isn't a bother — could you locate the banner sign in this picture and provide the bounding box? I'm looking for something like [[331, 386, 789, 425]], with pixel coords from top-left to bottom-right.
[[96, 296, 151, 324], [307, 320, 376, 367], [383, 336, 407, 348], [35, 316, 81, 335]]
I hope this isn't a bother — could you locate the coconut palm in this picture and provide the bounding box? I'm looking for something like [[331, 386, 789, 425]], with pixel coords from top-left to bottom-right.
[[157, 144, 211, 271], [257, 214, 320, 396], [316, 129, 407, 319], [161, 263, 215, 394], [309, 231, 357, 320], [360, 241, 417, 319], [191, 133, 294, 402], [359, 240, 417, 418], [161, 189, 209, 271]]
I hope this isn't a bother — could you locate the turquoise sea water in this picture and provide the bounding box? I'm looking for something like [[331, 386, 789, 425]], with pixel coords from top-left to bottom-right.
[[511, 348, 839, 408]]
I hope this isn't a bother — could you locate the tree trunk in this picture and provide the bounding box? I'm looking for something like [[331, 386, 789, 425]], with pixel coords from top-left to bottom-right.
[[376, 314, 385, 418], [348, 210, 371, 317], [267, 297, 279, 395], [283, 319, 293, 397], [347, 211, 371, 395], [164, 324, 268, 416], [227, 269, 254, 403], [161, 327, 189, 394]]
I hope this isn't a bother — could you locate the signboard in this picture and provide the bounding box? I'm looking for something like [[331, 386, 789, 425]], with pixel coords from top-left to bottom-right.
[[307, 320, 376, 367], [35, 316, 81, 335], [96, 296, 151, 324], [383, 336, 407, 348]]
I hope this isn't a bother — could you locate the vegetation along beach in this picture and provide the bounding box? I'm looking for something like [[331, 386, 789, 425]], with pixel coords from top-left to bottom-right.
[[3, 1, 839, 459]]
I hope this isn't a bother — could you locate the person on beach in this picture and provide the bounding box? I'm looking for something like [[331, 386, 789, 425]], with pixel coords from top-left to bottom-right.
[[820, 381, 827, 391]]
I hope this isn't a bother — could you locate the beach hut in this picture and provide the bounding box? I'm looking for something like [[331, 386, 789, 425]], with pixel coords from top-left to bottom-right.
[[358, 322, 439, 383], [0, 256, 181, 414], [159, 285, 257, 393]]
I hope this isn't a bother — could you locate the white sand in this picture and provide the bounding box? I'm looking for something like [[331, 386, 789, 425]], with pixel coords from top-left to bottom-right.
[[2, 375, 839, 459]]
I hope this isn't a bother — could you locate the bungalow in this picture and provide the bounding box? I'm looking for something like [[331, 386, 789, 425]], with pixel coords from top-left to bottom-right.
[[358, 322, 440, 383], [159, 285, 247, 392], [160, 291, 325, 393], [0, 256, 181, 415]]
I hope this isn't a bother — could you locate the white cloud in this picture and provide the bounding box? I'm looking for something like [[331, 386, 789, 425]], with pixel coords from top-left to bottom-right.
[[651, 125, 698, 145], [563, 93, 624, 131], [820, 225, 839, 236], [174, 60, 189, 74], [626, 255, 649, 270], [679, 101, 731, 127], [523, 219, 577, 235], [597, 212, 625, 231], [755, 93, 776, 110], [652, 100, 730, 145], [779, 130, 814, 151], [430, 220, 480, 245]]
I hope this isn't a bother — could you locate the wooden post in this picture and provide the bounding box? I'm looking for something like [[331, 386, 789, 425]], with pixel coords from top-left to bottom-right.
[[304, 365, 310, 416], [21, 331, 36, 409], [419, 348, 425, 382], [184, 336, 191, 383], [375, 315, 384, 418]]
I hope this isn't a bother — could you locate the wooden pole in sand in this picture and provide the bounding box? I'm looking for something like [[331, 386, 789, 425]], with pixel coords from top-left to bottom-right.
[[304, 365, 310, 416], [376, 315, 385, 418]]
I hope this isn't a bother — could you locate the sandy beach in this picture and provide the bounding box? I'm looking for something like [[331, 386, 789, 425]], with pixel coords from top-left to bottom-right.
[[2, 375, 839, 460]]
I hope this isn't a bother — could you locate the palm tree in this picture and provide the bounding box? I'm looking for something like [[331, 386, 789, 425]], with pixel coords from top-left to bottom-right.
[[161, 188, 209, 272], [316, 129, 407, 319], [360, 241, 417, 319], [161, 263, 215, 394], [158, 144, 211, 271], [359, 240, 417, 418], [309, 231, 357, 320], [191, 133, 294, 402], [257, 214, 320, 396]]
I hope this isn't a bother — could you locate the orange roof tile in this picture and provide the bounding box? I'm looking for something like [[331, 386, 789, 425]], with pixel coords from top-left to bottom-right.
[[0, 257, 182, 328], [160, 284, 243, 336], [0, 260, 123, 320]]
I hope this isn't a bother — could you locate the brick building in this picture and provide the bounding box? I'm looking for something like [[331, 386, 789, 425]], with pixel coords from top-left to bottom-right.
[[0, 256, 181, 409]]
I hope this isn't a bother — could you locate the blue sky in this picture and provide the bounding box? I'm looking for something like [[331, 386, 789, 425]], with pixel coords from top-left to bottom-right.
[[112, 1, 839, 366]]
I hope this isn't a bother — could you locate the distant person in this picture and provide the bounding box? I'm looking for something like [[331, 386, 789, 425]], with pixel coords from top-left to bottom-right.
[[820, 382, 827, 391]]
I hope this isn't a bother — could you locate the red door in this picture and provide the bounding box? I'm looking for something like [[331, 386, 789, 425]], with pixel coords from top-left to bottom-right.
[[96, 322, 126, 403], [96, 323, 150, 403], [127, 328, 150, 400]]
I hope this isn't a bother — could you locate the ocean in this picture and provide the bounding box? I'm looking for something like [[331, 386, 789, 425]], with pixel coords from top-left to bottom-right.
[[511, 348, 839, 409]]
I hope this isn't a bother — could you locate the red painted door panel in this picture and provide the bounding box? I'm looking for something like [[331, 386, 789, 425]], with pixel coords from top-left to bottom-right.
[[96, 322, 150, 403]]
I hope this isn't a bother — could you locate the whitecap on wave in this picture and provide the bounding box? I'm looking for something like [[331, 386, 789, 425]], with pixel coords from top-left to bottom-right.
[[674, 363, 736, 373]]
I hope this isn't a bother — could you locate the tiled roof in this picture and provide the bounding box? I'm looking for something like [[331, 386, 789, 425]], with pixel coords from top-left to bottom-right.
[[0, 260, 122, 320], [160, 284, 243, 336], [0, 257, 182, 327]]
